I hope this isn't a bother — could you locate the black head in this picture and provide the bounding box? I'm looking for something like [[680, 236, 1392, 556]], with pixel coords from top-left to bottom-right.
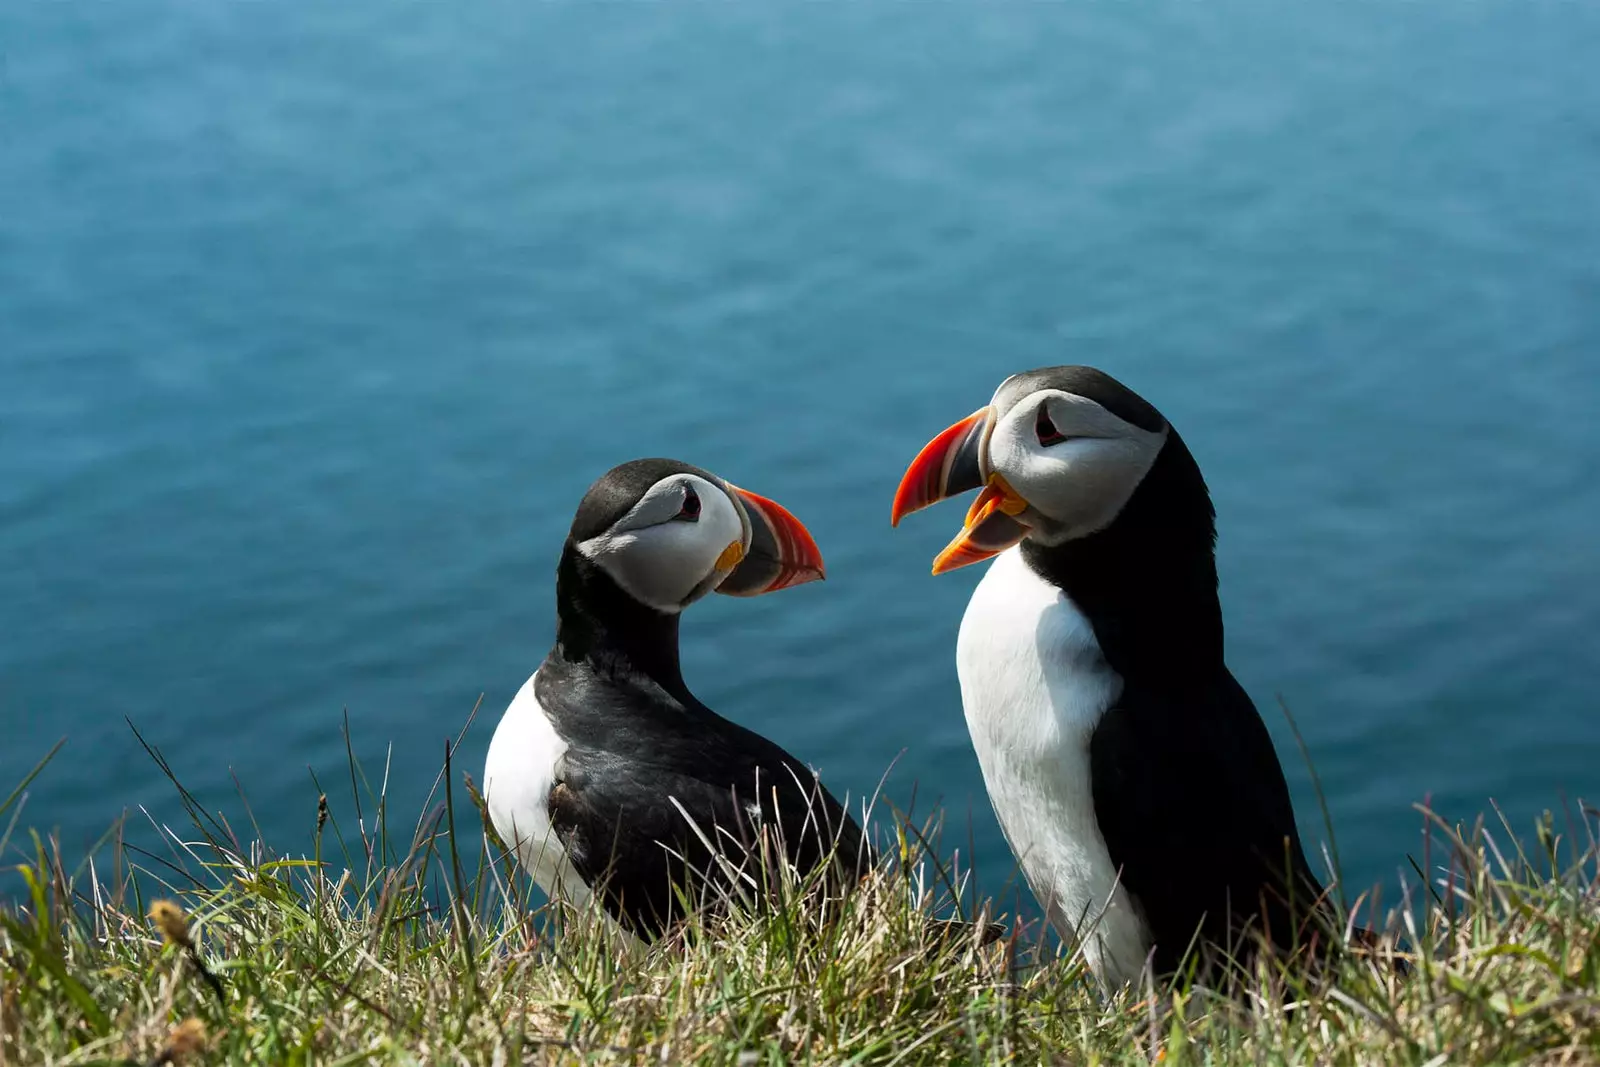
[[892, 365, 1202, 570], [891, 365, 1224, 672], [568, 458, 716, 545], [991, 366, 1166, 436], [553, 457, 827, 696], [565, 457, 825, 615]]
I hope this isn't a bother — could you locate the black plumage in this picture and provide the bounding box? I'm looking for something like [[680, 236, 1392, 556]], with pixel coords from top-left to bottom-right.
[[1017, 382, 1334, 977], [535, 465, 868, 939]]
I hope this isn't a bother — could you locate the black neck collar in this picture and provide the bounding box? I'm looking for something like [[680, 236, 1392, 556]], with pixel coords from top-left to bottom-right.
[[553, 543, 694, 706], [1020, 430, 1224, 683]]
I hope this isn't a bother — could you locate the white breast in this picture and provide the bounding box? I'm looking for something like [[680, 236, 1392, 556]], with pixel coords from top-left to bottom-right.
[[956, 547, 1152, 987], [482, 671, 594, 908]]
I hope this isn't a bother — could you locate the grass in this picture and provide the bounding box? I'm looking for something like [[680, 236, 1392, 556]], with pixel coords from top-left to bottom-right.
[[2, 725, 1599, 1066]]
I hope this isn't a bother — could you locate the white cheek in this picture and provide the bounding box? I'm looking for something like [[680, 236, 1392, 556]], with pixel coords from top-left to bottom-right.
[[614, 524, 720, 611], [580, 483, 746, 612], [705, 492, 745, 556], [991, 422, 1167, 541], [987, 423, 1035, 481], [988, 420, 1059, 504]]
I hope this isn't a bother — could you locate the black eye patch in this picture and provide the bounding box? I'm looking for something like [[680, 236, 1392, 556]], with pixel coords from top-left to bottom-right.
[[1035, 405, 1067, 446], [677, 486, 701, 521]]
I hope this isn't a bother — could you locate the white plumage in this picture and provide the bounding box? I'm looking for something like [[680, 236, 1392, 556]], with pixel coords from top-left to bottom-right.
[[955, 547, 1152, 986], [482, 671, 593, 908]]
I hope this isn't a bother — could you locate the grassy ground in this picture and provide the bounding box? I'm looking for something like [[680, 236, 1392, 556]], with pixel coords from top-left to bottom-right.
[[3, 732, 1598, 1066]]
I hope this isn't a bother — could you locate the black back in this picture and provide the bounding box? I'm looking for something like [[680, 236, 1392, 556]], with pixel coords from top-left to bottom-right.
[[1022, 424, 1331, 977], [538, 540, 869, 940]]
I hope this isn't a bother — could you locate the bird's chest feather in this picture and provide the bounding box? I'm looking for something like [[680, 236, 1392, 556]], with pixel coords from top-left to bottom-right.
[[482, 671, 593, 906], [954, 548, 1151, 984]]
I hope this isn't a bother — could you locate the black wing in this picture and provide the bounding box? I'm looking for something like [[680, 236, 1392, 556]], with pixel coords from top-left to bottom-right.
[[536, 666, 870, 939], [1088, 669, 1327, 977]]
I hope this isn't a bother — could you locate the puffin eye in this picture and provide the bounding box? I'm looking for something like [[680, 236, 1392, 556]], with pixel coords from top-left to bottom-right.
[[677, 487, 701, 521], [1035, 405, 1068, 447]]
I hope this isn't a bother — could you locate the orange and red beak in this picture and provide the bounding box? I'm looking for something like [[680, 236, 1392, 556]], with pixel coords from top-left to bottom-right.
[[890, 406, 1032, 574], [716, 484, 827, 596]]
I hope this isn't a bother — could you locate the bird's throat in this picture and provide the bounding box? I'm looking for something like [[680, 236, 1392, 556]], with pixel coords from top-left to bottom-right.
[[554, 545, 693, 705]]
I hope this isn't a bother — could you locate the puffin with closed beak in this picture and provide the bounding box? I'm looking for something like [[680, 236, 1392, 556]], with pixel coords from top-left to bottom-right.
[[891, 366, 1333, 986], [484, 458, 866, 940]]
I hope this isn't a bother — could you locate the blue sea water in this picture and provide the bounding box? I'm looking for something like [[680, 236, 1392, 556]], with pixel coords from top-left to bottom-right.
[[2, 0, 1597, 912]]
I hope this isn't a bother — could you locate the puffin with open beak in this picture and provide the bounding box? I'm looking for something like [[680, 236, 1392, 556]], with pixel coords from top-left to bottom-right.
[[484, 458, 866, 940], [892, 366, 1333, 986]]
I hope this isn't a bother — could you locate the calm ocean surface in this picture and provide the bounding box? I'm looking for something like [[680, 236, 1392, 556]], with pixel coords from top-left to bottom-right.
[[2, 0, 1597, 909]]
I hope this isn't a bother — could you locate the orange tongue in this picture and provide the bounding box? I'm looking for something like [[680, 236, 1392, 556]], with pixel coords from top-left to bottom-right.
[[962, 487, 1004, 532], [964, 482, 1002, 527], [964, 475, 1027, 527], [931, 474, 1032, 575]]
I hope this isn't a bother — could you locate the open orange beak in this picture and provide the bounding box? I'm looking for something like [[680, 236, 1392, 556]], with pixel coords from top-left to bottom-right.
[[716, 484, 827, 596], [891, 406, 1032, 574]]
